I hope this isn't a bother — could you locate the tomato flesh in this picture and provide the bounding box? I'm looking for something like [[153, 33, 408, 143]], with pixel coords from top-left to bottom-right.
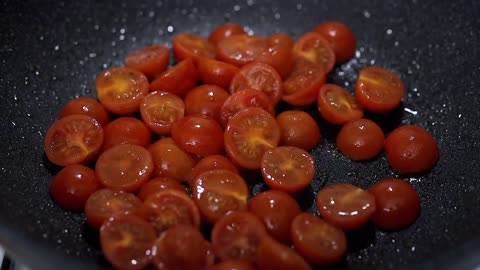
[[317, 83, 363, 124], [216, 34, 267, 67], [293, 32, 336, 73], [137, 177, 186, 201], [140, 91, 185, 135], [173, 32, 216, 62], [283, 62, 326, 106], [314, 21, 356, 63], [256, 237, 312, 270]]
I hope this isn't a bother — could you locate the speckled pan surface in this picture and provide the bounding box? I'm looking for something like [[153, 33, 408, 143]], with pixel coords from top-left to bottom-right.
[[0, 0, 479, 269]]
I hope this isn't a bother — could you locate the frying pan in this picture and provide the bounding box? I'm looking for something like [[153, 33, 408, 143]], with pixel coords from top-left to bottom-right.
[[1, 0, 479, 269]]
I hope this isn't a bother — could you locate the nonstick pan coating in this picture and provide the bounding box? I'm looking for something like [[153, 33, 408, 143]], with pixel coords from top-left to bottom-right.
[[1, 0, 480, 269]]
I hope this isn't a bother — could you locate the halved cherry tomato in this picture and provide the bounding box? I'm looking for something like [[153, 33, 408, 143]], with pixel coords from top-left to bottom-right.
[[369, 178, 421, 229], [257, 45, 294, 79], [355, 66, 405, 113], [184, 84, 230, 123], [209, 23, 246, 46], [140, 189, 200, 234], [317, 83, 363, 124], [336, 118, 384, 160], [291, 213, 347, 265], [137, 177, 186, 201], [293, 32, 336, 73], [314, 21, 356, 63], [316, 183, 376, 230], [140, 91, 185, 135], [224, 108, 280, 169], [96, 144, 154, 192], [248, 190, 302, 244], [59, 96, 109, 127], [216, 34, 267, 67], [211, 211, 268, 263], [385, 125, 439, 174], [192, 169, 248, 224], [230, 62, 283, 105], [84, 189, 142, 229], [125, 45, 170, 80], [152, 224, 213, 270], [197, 57, 240, 89], [220, 88, 275, 127], [148, 137, 197, 182], [103, 117, 151, 150], [190, 155, 239, 183], [276, 110, 321, 150], [173, 32, 216, 62], [100, 214, 156, 270], [256, 237, 312, 270], [261, 146, 315, 193], [96, 67, 149, 115], [171, 114, 225, 156], [149, 58, 198, 97], [212, 260, 255, 270], [50, 164, 100, 211], [283, 62, 326, 106], [267, 33, 294, 49], [44, 115, 104, 166]]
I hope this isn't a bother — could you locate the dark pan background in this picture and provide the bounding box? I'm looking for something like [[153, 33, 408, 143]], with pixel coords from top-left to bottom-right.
[[1, 0, 480, 269]]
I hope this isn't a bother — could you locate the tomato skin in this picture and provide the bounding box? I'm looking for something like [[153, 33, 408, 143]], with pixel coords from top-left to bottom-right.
[[173, 32, 216, 62], [44, 115, 104, 167], [276, 110, 321, 150], [283, 62, 327, 106], [385, 125, 439, 174], [267, 33, 295, 50], [317, 83, 363, 125], [149, 58, 198, 97], [100, 214, 156, 270], [314, 21, 356, 63], [257, 45, 294, 79], [209, 23, 246, 46], [197, 57, 240, 89], [185, 84, 229, 124], [354, 66, 405, 113], [125, 45, 170, 80], [336, 118, 384, 160], [291, 213, 347, 265], [59, 96, 109, 127], [171, 114, 225, 156], [50, 164, 100, 211], [140, 91, 185, 135], [293, 32, 336, 74], [216, 34, 267, 67], [248, 190, 302, 244], [190, 155, 239, 183], [369, 178, 421, 229], [211, 260, 255, 270], [256, 237, 312, 270], [103, 117, 151, 150], [137, 177, 186, 201]]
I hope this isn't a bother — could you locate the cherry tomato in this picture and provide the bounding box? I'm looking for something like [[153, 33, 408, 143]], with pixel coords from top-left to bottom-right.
[[336, 118, 384, 160], [44, 115, 103, 166], [220, 88, 275, 127], [230, 62, 283, 105], [261, 146, 315, 193], [369, 178, 421, 229], [50, 164, 100, 211], [185, 84, 230, 123], [192, 169, 248, 224], [211, 211, 268, 263], [224, 108, 280, 169], [314, 21, 356, 63], [140, 91, 185, 135], [248, 190, 302, 244], [96, 144, 154, 192], [212, 260, 255, 270], [149, 58, 198, 97], [140, 189, 201, 234], [84, 189, 142, 229], [276, 110, 321, 150], [316, 183, 376, 230], [173, 32, 216, 62], [197, 57, 240, 89], [59, 96, 109, 127], [282, 62, 326, 106], [293, 32, 336, 73], [149, 137, 197, 182], [137, 177, 186, 201], [291, 213, 347, 265], [102, 117, 151, 150], [125, 44, 170, 80], [257, 44, 294, 79], [95, 67, 149, 115], [354, 66, 405, 113], [216, 34, 267, 67], [171, 114, 225, 156], [267, 33, 294, 49], [317, 83, 363, 124], [100, 214, 156, 270], [152, 224, 213, 270], [256, 237, 312, 270], [190, 155, 239, 183], [385, 125, 439, 174], [209, 23, 246, 46]]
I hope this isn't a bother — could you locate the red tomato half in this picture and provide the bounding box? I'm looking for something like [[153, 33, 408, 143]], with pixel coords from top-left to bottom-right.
[[314, 21, 356, 63], [102, 117, 151, 150], [125, 45, 170, 79], [212, 260, 255, 270], [140, 91, 185, 135], [137, 177, 186, 201], [190, 155, 239, 183], [256, 237, 312, 270], [209, 23, 246, 46], [283, 62, 327, 106], [216, 34, 267, 67], [276, 110, 321, 150], [173, 32, 216, 62], [293, 32, 336, 73], [185, 84, 230, 123], [317, 84, 363, 124], [149, 58, 198, 97], [149, 138, 197, 182], [59, 96, 109, 127], [336, 118, 385, 160], [267, 33, 294, 49], [197, 57, 240, 89]]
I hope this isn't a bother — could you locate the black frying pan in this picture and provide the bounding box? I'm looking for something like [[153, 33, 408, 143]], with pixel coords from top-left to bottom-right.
[[1, 0, 480, 269]]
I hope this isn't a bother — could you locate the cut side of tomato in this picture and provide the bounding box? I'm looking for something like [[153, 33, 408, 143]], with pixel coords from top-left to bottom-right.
[[317, 83, 363, 124], [137, 177, 186, 201], [293, 32, 336, 74], [283, 62, 326, 106], [140, 91, 185, 135], [216, 34, 267, 67], [173, 32, 216, 62], [256, 237, 312, 270], [125, 45, 170, 80]]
